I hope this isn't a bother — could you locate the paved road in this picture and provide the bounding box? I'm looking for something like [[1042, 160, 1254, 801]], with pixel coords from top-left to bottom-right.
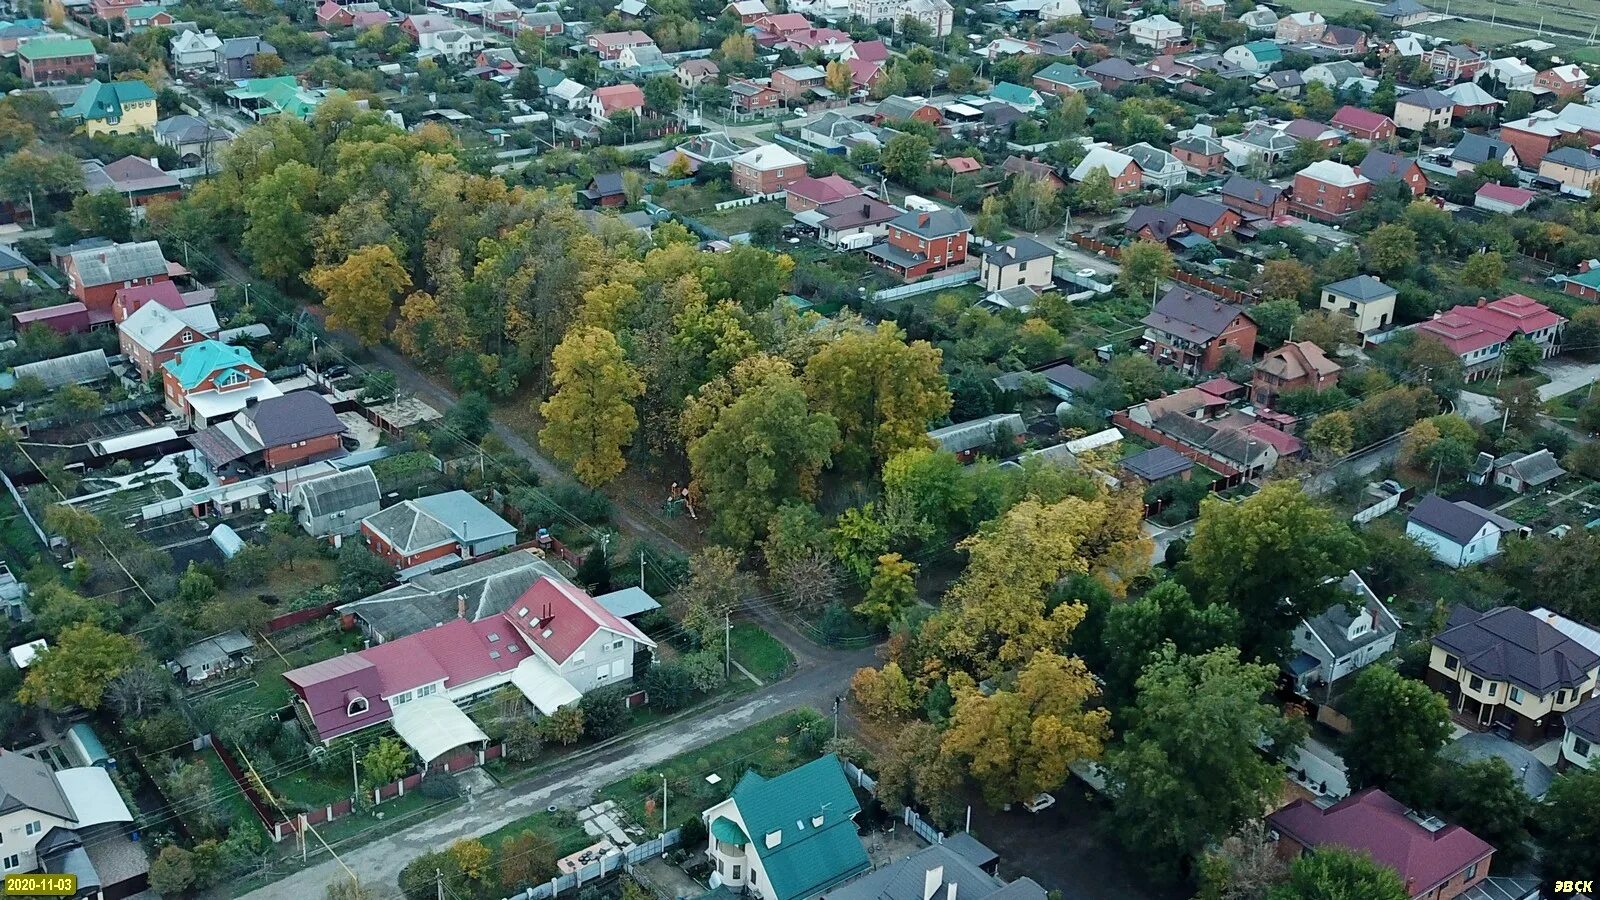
[[234, 646, 875, 900], [1536, 357, 1600, 402]]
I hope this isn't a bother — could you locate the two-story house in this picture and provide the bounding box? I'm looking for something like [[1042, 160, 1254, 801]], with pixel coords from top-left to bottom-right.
[[1171, 135, 1228, 175], [1426, 605, 1600, 742], [62, 240, 171, 322], [162, 339, 281, 426], [284, 576, 657, 754], [1070, 147, 1142, 193], [0, 751, 135, 878], [1275, 10, 1326, 41], [980, 237, 1054, 292], [1140, 287, 1259, 374], [1168, 194, 1241, 240], [1538, 147, 1600, 193], [1288, 571, 1400, 696], [218, 36, 276, 80], [731, 144, 806, 196], [1394, 88, 1455, 131], [62, 79, 157, 137], [1291, 160, 1372, 222], [1358, 149, 1429, 197], [589, 84, 645, 121], [1252, 340, 1341, 407], [586, 29, 653, 60], [17, 38, 96, 84], [289, 466, 383, 540], [867, 208, 970, 280], [1331, 106, 1396, 141], [1128, 14, 1183, 51], [190, 391, 349, 482], [1320, 275, 1396, 339], [117, 295, 219, 379], [1219, 175, 1288, 219], [169, 30, 223, 71], [1536, 63, 1590, 97], [701, 755, 870, 900], [1563, 696, 1600, 770], [1425, 43, 1487, 82], [361, 489, 516, 572]]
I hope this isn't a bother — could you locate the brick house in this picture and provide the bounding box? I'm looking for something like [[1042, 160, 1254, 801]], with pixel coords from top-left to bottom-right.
[[771, 65, 827, 99], [731, 144, 806, 195], [1140, 286, 1259, 374], [62, 240, 171, 323], [1415, 294, 1565, 379], [866, 208, 971, 280], [1032, 62, 1099, 97], [162, 340, 280, 426], [1168, 194, 1241, 240], [1274, 10, 1326, 42], [1425, 43, 1487, 82], [118, 297, 219, 379], [980, 237, 1054, 292], [1218, 175, 1288, 219], [785, 174, 862, 213], [1291, 160, 1372, 222], [728, 79, 782, 113], [1536, 63, 1589, 97], [1070, 147, 1142, 194], [585, 29, 653, 60], [17, 39, 97, 84], [1085, 57, 1155, 92], [1357, 149, 1429, 197], [1268, 789, 1494, 900], [1251, 340, 1340, 407], [190, 391, 350, 482], [1330, 105, 1396, 141], [1172, 135, 1228, 175], [361, 490, 518, 570], [1394, 88, 1455, 132], [588, 83, 644, 120], [91, 0, 141, 20]]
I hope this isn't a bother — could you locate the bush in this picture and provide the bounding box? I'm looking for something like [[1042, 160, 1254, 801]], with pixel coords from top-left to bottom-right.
[[545, 482, 614, 526], [678, 813, 707, 847], [578, 686, 631, 740], [643, 663, 696, 710], [504, 720, 543, 762]]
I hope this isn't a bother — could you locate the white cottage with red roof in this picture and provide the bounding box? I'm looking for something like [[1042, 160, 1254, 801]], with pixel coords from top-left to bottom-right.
[[283, 577, 656, 755], [1414, 294, 1565, 379]]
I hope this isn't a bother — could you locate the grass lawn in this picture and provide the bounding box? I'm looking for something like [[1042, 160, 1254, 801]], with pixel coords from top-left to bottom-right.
[[193, 625, 364, 717], [595, 709, 822, 831], [697, 201, 788, 238], [0, 491, 41, 570], [475, 808, 593, 857], [201, 750, 268, 840], [728, 623, 794, 682], [1544, 384, 1590, 421], [222, 556, 338, 607]]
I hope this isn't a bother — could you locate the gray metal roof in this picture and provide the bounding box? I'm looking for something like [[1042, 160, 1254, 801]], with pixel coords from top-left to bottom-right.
[[1494, 449, 1565, 486], [1441, 732, 1554, 799], [1409, 494, 1507, 544], [891, 207, 971, 239], [1119, 446, 1192, 481], [12, 349, 110, 389], [982, 236, 1053, 267], [172, 630, 253, 671], [1323, 274, 1394, 303], [65, 240, 167, 288], [0, 751, 75, 821], [338, 549, 566, 640], [291, 466, 381, 519], [1435, 606, 1600, 695], [827, 843, 1043, 900], [595, 586, 662, 618], [1452, 134, 1512, 166], [1037, 361, 1101, 394], [1302, 571, 1400, 660]]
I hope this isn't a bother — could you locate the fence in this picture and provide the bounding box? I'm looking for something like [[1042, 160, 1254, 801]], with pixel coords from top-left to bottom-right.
[[841, 759, 948, 846], [0, 469, 47, 548], [262, 602, 338, 634], [872, 270, 979, 303], [713, 192, 786, 210], [500, 829, 683, 900], [1111, 411, 1242, 479], [1065, 234, 1251, 302], [1352, 490, 1403, 525]]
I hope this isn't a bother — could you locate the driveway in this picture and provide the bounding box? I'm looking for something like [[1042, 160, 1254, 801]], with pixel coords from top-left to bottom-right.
[[1454, 389, 1499, 425], [235, 648, 874, 899], [1535, 358, 1600, 402]]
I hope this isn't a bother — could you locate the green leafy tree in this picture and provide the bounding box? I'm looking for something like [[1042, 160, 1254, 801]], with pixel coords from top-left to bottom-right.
[[1361, 223, 1418, 276], [803, 322, 949, 471], [1305, 412, 1354, 458], [539, 326, 644, 487], [1433, 757, 1530, 872], [18, 623, 137, 711], [64, 188, 133, 242], [881, 132, 932, 183], [1097, 580, 1239, 710], [149, 845, 197, 896], [1106, 646, 1305, 875], [883, 447, 975, 538], [538, 704, 585, 745], [855, 553, 917, 628], [1340, 666, 1451, 805], [1074, 166, 1117, 214], [1250, 299, 1302, 345], [1500, 335, 1542, 376], [1118, 240, 1174, 303], [1461, 251, 1505, 291], [1536, 768, 1600, 884], [642, 74, 682, 114], [243, 160, 320, 283], [1266, 848, 1407, 900], [361, 737, 412, 787]]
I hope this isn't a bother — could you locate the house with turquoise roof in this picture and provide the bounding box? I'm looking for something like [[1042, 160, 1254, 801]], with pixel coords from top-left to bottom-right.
[[63, 79, 157, 137], [1031, 62, 1098, 97], [988, 81, 1043, 113], [161, 339, 282, 427], [1223, 39, 1283, 74], [701, 755, 869, 900], [226, 76, 340, 121]]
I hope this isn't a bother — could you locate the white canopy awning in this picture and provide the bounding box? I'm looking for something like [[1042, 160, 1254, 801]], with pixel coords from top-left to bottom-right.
[[56, 767, 132, 828], [389, 695, 489, 763], [510, 655, 582, 716]]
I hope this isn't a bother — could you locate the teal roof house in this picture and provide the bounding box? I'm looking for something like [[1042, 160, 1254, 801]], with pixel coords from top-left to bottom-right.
[[701, 755, 870, 900]]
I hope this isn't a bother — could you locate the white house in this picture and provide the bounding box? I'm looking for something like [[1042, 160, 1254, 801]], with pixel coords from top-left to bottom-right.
[[897, 0, 953, 36], [1482, 56, 1537, 91], [548, 79, 591, 111], [1406, 494, 1527, 568], [1123, 142, 1187, 190], [422, 29, 484, 62], [1129, 14, 1184, 50], [170, 30, 224, 71], [0, 752, 134, 877], [1289, 571, 1402, 694]]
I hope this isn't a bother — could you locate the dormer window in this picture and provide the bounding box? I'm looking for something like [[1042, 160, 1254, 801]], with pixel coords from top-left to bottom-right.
[[347, 696, 368, 716]]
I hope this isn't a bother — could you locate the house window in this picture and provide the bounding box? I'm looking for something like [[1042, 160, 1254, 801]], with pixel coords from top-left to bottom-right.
[[733, 865, 742, 880], [1558, 689, 1570, 704], [1509, 686, 1523, 703], [1462, 862, 1478, 882], [347, 696, 368, 716], [573, 650, 586, 664], [182, 332, 193, 343], [418, 683, 436, 697], [610, 639, 625, 652], [392, 690, 413, 705], [1574, 735, 1593, 757], [1487, 682, 1497, 697], [597, 666, 610, 682], [24, 822, 39, 836], [2, 855, 16, 870]]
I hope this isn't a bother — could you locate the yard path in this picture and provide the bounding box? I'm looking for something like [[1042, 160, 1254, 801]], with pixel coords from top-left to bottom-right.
[[233, 645, 875, 900]]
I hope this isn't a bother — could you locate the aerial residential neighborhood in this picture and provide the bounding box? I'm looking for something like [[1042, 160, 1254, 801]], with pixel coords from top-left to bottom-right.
[[3, 0, 1600, 898]]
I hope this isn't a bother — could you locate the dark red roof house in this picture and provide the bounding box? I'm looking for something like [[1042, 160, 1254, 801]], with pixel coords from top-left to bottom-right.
[[1331, 105, 1396, 141], [785, 174, 862, 213], [1268, 788, 1494, 900]]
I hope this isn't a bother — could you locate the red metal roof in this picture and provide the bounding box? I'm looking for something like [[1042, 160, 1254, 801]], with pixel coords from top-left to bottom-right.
[[787, 174, 862, 204], [1331, 105, 1393, 133], [1416, 294, 1565, 356], [506, 577, 651, 665], [1475, 182, 1534, 207]]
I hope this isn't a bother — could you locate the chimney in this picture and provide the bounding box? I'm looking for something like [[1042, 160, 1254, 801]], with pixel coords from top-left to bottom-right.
[[245, 396, 259, 408], [458, 593, 467, 619], [918, 213, 930, 227], [947, 884, 958, 900], [1476, 296, 1488, 307], [922, 867, 944, 900], [862, 202, 870, 217]]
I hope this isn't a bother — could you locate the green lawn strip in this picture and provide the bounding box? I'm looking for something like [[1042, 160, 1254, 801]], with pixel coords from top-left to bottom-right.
[[594, 709, 818, 830], [201, 751, 269, 840], [475, 809, 593, 857], [728, 623, 794, 682]]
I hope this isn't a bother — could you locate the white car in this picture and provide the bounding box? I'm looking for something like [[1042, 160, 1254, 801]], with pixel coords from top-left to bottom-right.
[[1024, 793, 1055, 813]]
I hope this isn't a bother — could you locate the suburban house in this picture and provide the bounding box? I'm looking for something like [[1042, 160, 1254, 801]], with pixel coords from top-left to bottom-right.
[[1171, 135, 1228, 175], [1413, 294, 1565, 378], [284, 576, 656, 755], [62, 79, 158, 136], [1219, 175, 1288, 219], [226, 76, 337, 121], [830, 840, 1043, 900], [1450, 134, 1518, 173], [1538, 147, 1600, 193], [797, 197, 900, 247], [335, 550, 569, 643], [1128, 14, 1183, 51], [1288, 571, 1401, 695], [189, 391, 349, 482], [117, 296, 219, 378], [1119, 446, 1192, 484], [1426, 605, 1600, 742], [1123, 143, 1186, 191], [1378, 0, 1430, 25], [1442, 82, 1501, 120], [170, 631, 254, 684], [1483, 56, 1537, 90], [1032, 62, 1098, 97], [1070, 147, 1141, 194], [785, 175, 862, 213], [361, 490, 518, 572], [586, 29, 654, 59], [162, 340, 280, 426], [1223, 39, 1281, 74], [1221, 125, 1298, 169], [289, 466, 383, 539], [170, 29, 224, 70], [1406, 494, 1527, 568], [1536, 63, 1589, 97], [0, 750, 136, 885], [1267, 789, 1493, 900], [589, 84, 645, 120], [731, 145, 807, 196], [675, 58, 718, 89], [1251, 340, 1340, 407], [771, 65, 826, 99], [1475, 183, 1535, 215], [1320, 274, 1396, 339], [62, 239, 171, 322], [1468, 449, 1565, 494], [1085, 57, 1155, 92], [580, 173, 626, 209], [980, 237, 1054, 292], [1564, 697, 1600, 770], [124, 5, 180, 31], [16, 38, 97, 84], [1290, 160, 1372, 222], [81, 156, 182, 208], [1330, 106, 1396, 141], [1140, 287, 1259, 375], [1167, 194, 1240, 240], [1394, 88, 1455, 131], [219, 36, 277, 79], [701, 755, 870, 900], [867, 209, 970, 280], [1358, 149, 1429, 197], [1275, 10, 1326, 41], [1425, 43, 1487, 82]]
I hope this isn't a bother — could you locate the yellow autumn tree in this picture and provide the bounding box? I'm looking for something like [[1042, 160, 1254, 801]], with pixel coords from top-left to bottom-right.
[[539, 326, 645, 487], [940, 650, 1110, 808], [825, 61, 853, 96], [802, 322, 951, 472], [850, 661, 916, 722], [308, 244, 411, 346]]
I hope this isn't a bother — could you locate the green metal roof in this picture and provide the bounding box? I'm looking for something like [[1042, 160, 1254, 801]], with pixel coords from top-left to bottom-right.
[[1567, 270, 1600, 290], [989, 81, 1039, 104], [162, 340, 260, 390], [1033, 62, 1096, 88], [732, 755, 868, 900], [1242, 40, 1283, 62], [17, 37, 95, 61], [63, 79, 156, 123], [711, 816, 748, 845], [226, 76, 332, 120], [123, 4, 166, 20]]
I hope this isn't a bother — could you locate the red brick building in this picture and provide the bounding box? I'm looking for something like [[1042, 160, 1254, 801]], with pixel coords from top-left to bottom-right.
[[90, 0, 141, 21], [1536, 64, 1589, 97], [1168, 194, 1241, 240], [162, 340, 278, 426], [1291, 160, 1372, 222], [585, 29, 653, 59], [728, 79, 782, 112], [771, 65, 827, 100], [118, 297, 219, 379], [867, 208, 971, 280], [1330, 105, 1396, 142], [190, 391, 349, 482], [1357, 149, 1429, 197], [62, 240, 172, 323], [1140, 285, 1258, 374], [731, 144, 806, 195], [17, 39, 97, 84], [360, 489, 517, 570], [1219, 175, 1288, 219], [1251, 340, 1341, 407], [1171, 135, 1228, 175], [785, 174, 862, 213]]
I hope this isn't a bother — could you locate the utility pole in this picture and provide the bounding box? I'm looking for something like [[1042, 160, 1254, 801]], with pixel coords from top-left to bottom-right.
[[661, 774, 668, 834], [724, 610, 731, 678], [832, 695, 841, 740], [351, 743, 359, 800], [639, 550, 645, 589]]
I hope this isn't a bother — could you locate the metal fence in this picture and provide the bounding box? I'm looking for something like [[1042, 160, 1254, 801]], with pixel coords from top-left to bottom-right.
[[872, 271, 978, 303], [842, 760, 946, 845], [500, 829, 683, 900]]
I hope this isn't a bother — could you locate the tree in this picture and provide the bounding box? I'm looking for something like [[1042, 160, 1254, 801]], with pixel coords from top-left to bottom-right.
[[243, 160, 320, 283], [1291, 311, 1356, 354], [308, 244, 411, 346], [1106, 647, 1305, 875], [149, 845, 197, 896], [940, 651, 1110, 807], [576, 544, 612, 593], [642, 75, 682, 114], [1433, 757, 1530, 872], [448, 839, 492, 884], [1007, 174, 1059, 231], [64, 189, 134, 242], [539, 326, 644, 487], [719, 32, 755, 63], [1361, 223, 1418, 276], [538, 704, 585, 745], [1500, 335, 1541, 376], [1537, 768, 1600, 884], [803, 322, 949, 471], [690, 369, 837, 546], [18, 623, 137, 711], [1118, 240, 1174, 303], [883, 447, 974, 538], [1495, 378, 1541, 434], [1255, 259, 1313, 303], [106, 663, 171, 719], [1198, 821, 1287, 900], [855, 553, 917, 628], [850, 661, 916, 722], [1181, 481, 1365, 660], [1249, 299, 1302, 345], [361, 737, 412, 787], [1461, 251, 1505, 291], [338, 543, 395, 601], [579, 686, 630, 739], [1074, 166, 1117, 215], [824, 60, 852, 95], [881, 132, 931, 183], [1097, 579, 1239, 709], [498, 831, 559, 892], [1266, 848, 1407, 900], [326, 877, 381, 900], [1305, 411, 1354, 458], [1340, 666, 1450, 805], [678, 546, 756, 648]]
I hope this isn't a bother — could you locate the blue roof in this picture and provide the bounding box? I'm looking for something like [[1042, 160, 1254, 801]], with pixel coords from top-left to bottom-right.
[[732, 755, 869, 900], [63, 79, 155, 123], [162, 340, 260, 390], [412, 490, 516, 542]]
